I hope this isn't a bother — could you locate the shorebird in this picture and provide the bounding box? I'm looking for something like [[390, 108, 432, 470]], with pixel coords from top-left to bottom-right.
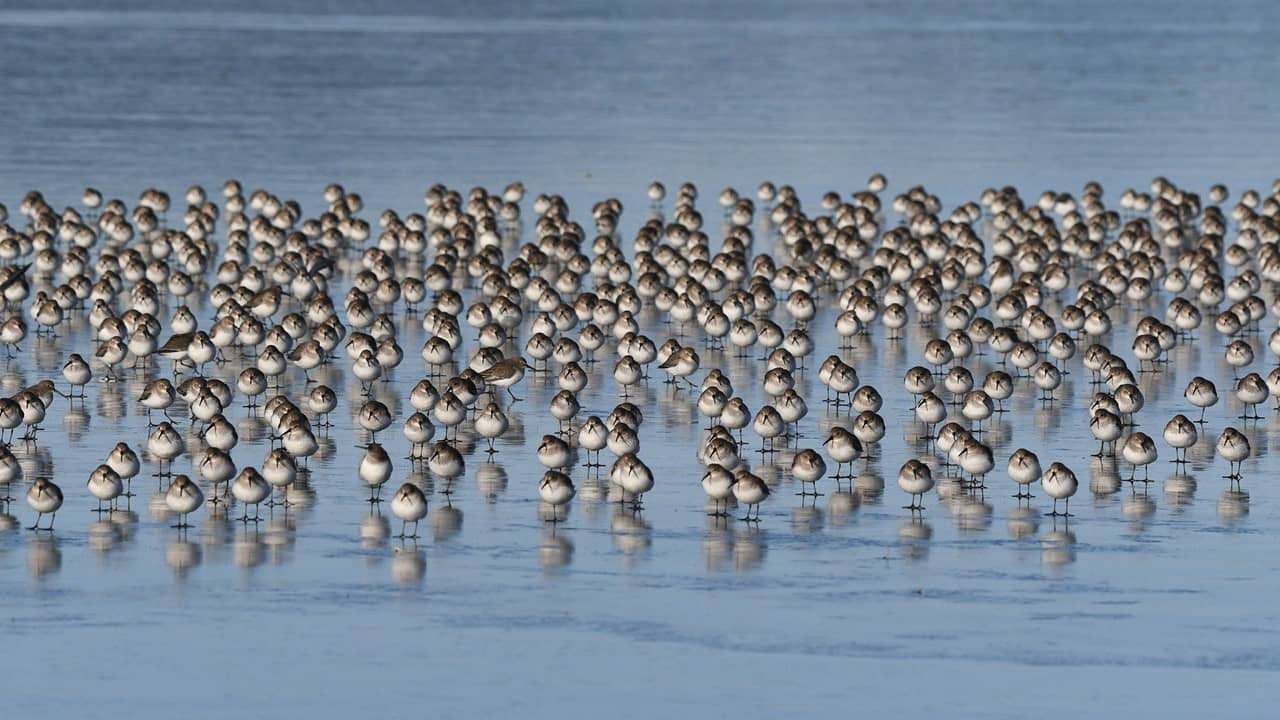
[[897, 459, 934, 511], [731, 468, 770, 521], [1163, 414, 1198, 465], [853, 411, 886, 460], [1042, 463, 1078, 517], [1185, 377, 1218, 423], [231, 467, 271, 522], [538, 470, 576, 520], [791, 449, 827, 496], [1089, 409, 1123, 457], [360, 442, 393, 502], [26, 477, 63, 531], [165, 474, 204, 529], [139, 379, 177, 425], [480, 357, 532, 401], [1217, 427, 1251, 485], [156, 331, 195, 374], [1121, 432, 1158, 482], [537, 434, 572, 470], [659, 345, 700, 389], [62, 354, 91, 399], [390, 483, 429, 538], [199, 448, 236, 503], [403, 411, 437, 459], [426, 442, 465, 487], [263, 448, 298, 507], [1007, 448, 1041, 499], [147, 422, 185, 478], [86, 464, 124, 513], [106, 442, 141, 498], [752, 405, 785, 454], [823, 427, 863, 479], [1235, 372, 1267, 421], [701, 464, 735, 516], [609, 453, 654, 509]]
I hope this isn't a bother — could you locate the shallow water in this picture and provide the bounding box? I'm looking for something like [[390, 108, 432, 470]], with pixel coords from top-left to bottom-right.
[[2, 1, 1280, 716]]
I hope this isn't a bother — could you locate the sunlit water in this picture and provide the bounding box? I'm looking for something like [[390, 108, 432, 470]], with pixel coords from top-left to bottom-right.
[[2, 1, 1280, 716]]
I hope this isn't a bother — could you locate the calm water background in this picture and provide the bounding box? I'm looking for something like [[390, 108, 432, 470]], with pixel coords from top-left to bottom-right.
[[2, 1, 1280, 716]]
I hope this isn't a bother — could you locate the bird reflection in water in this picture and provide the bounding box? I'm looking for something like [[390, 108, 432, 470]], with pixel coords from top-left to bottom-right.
[[391, 545, 426, 586], [475, 462, 508, 502], [1089, 456, 1123, 501], [87, 519, 123, 556], [360, 508, 391, 553], [429, 499, 463, 543], [1164, 473, 1197, 510], [953, 496, 993, 534], [232, 527, 267, 570], [854, 471, 884, 503], [1006, 505, 1040, 540], [826, 490, 859, 527], [790, 503, 823, 535], [28, 535, 62, 578], [703, 515, 734, 571], [165, 537, 202, 580], [898, 518, 932, 562], [539, 527, 574, 572], [62, 406, 90, 444], [261, 516, 297, 565], [733, 525, 767, 572], [537, 501, 570, 525], [1217, 489, 1249, 525], [1040, 519, 1076, 569], [610, 507, 651, 565], [199, 510, 235, 563], [1122, 491, 1156, 533]]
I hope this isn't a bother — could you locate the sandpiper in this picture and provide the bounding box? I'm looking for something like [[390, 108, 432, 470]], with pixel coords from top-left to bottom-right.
[[480, 356, 532, 402], [26, 477, 63, 531], [390, 483, 429, 538], [165, 474, 204, 529]]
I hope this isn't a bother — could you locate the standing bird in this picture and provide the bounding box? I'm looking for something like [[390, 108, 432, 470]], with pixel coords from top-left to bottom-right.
[[791, 449, 827, 496], [165, 474, 204, 529], [147, 422, 185, 479], [609, 453, 654, 509], [732, 468, 770, 521], [897, 459, 934, 511], [538, 470, 576, 521], [231, 467, 271, 523], [1163, 414, 1198, 465], [1042, 463, 1078, 517], [480, 357, 532, 402], [1007, 448, 1041, 499], [62, 354, 92, 399], [1121, 433, 1158, 483], [823, 427, 863, 479], [87, 464, 123, 512], [701, 464, 735, 516], [263, 448, 297, 507], [658, 345, 700, 389], [106, 442, 141, 498], [1217, 427, 1251, 485], [578, 416, 608, 468], [26, 477, 63, 531], [360, 442, 393, 503], [198, 448, 236, 504], [537, 435, 572, 470], [390, 483, 429, 539], [474, 402, 508, 455], [1184, 377, 1218, 423]]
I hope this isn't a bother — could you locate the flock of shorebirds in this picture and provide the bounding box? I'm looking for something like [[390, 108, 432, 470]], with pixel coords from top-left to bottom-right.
[[0, 173, 1274, 551]]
